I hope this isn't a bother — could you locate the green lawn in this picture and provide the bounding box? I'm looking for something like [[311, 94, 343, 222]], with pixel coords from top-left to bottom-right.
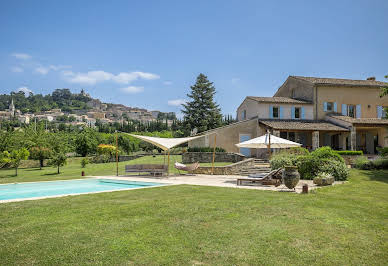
[[0, 169, 387, 265], [0, 155, 230, 184]]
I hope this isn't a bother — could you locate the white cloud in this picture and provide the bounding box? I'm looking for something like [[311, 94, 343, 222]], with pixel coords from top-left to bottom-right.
[[120, 86, 144, 94], [168, 99, 186, 106], [231, 78, 240, 84], [35, 65, 71, 75], [63, 70, 159, 85], [16, 87, 33, 95], [163, 81, 173, 85], [35, 66, 50, 75], [11, 53, 32, 60], [11, 66, 23, 73]]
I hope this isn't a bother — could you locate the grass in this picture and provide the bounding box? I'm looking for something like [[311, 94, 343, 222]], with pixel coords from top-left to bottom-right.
[[0, 169, 387, 265], [0, 155, 230, 184]]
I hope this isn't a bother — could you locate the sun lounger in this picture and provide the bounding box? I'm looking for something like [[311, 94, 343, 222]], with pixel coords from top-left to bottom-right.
[[237, 168, 283, 186]]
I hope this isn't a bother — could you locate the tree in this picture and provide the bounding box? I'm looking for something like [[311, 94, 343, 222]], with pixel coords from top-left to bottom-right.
[[29, 147, 52, 169], [8, 148, 29, 176], [182, 73, 222, 134], [49, 153, 67, 174], [75, 129, 98, 156]]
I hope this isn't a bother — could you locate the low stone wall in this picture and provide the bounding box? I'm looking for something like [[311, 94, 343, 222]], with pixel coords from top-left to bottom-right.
[[192, 158, 255, 175], [341, 155, 362, 166], [182, 152, 245, 164]]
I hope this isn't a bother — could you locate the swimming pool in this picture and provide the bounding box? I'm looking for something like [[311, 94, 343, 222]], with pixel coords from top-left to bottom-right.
[[0, 179, 164, 202]]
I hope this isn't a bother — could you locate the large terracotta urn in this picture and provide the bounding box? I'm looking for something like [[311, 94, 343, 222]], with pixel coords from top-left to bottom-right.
[[282, 166, 300, 189]]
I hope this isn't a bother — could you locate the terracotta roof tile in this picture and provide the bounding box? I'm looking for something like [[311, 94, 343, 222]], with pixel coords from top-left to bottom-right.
[[291, 76, 388, 87], [328, 115, 388, 125], [247, 96, 312, 104], [259, 119, 349, 131]]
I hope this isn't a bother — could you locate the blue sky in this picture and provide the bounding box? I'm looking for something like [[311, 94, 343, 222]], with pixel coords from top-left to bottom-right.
[[0, 0, 387, 117]]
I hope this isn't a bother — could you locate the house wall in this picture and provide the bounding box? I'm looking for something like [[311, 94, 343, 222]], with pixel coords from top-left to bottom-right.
[[237, 98, 314, 121], [317, 86, 388, 120], [274, 77, 315, 102], [189, 119, 259, 154]]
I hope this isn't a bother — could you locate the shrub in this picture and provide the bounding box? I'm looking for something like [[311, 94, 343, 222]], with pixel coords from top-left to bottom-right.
[[354, 156, 373, 170], [311, 146, 344, 163], [187, 147, 226, 153], [296, 155, 321, 179], [318, 159, 349, 181], [97, 144, 118, 157], [81, 158, 89, 168], [377, 147, 388, 157], [372, 158, 388, 170], [270, 151, 349, 181], [335, 150, 363, 156]]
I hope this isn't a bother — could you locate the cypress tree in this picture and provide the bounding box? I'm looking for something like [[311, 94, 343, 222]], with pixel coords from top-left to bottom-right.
[[182, 73, 222, 134]]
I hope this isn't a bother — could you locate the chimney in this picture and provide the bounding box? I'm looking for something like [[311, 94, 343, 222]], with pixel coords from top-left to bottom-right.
[[367, 76, 376, 81]]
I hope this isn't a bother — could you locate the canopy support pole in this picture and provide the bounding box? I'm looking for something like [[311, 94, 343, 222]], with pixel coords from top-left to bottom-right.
[[211, 134, 217, 175], [116, 131, 119, 176], [267, 130, 272, 159], [167, 149, 170, 176]]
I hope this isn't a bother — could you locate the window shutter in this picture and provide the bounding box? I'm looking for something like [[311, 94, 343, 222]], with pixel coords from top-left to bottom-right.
[[356, 104, 361, 118], [334, 102, 337, 112], [279, 107, 284, 119], [342, 104, 347, 116], [323, 102, 327, 112], [291, 107, 295, 119], [301, 107, 305, 119], [269, 105, 273, 119], [377, 106, 383, 118]]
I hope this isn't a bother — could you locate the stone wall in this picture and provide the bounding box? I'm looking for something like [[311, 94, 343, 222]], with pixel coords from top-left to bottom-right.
[[192, 158, 255, 175], [182, 152, 245, 164]]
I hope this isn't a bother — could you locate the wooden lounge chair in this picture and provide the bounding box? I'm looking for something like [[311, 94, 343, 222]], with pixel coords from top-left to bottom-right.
[[237, 168, 283, 186], [125, 164, 168, 176]]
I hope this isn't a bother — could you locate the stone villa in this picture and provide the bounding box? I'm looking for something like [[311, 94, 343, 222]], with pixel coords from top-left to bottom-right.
[[190, 76, 388, 156]]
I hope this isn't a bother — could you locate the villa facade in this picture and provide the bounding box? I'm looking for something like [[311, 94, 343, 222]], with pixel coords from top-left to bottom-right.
[[189, 76, 388, 156]]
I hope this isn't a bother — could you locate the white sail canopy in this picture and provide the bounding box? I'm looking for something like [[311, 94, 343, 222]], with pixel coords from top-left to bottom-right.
[[235, 133, 302, 149], [128, 134, 202, 151]]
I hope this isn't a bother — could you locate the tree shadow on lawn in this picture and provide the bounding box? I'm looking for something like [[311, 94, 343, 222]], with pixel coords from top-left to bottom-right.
[[363, 170, 388, 184], [43, 172, 60, 176]]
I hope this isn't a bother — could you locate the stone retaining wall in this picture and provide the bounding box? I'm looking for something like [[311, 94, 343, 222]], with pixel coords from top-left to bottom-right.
[[182, 152, 245, 164], [192, 158, 255, 175]]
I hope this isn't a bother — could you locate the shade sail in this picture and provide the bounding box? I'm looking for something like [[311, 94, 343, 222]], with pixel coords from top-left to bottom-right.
[[128, 134, 203, 151], [235, 133, 302, 149]]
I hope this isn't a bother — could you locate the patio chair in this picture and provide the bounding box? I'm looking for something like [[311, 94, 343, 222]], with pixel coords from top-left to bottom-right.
[[237, 168, 283, 186]]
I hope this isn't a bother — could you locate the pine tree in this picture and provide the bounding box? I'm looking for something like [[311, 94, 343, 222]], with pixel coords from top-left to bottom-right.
[[182, 73, 222, 134]]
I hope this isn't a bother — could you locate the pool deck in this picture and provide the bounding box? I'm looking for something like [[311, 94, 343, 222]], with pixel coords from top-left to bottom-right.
[[97, 174, 344, 194], [1, 174, 344, 203]]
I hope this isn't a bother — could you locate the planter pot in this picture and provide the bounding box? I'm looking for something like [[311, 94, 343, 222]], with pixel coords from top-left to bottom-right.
[[282, 166, 300, 189], [313, 176, 334, 186]]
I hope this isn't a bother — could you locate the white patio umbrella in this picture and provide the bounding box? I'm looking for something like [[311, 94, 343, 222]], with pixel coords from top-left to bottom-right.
[[235, 132, 301, 157]]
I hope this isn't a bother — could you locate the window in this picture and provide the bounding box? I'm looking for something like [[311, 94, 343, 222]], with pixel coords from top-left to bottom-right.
[[241, 110, 246, 120], [294, 107, 301, 119], [348, 105, 356, 118], [383, 107, 387, 119], [273, 107, 279, 118], [326, 102, 334, 112]]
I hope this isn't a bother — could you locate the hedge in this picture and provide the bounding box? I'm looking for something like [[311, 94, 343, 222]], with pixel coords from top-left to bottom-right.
[[335, 150, 363, 156], [187, 147, 226, 153]]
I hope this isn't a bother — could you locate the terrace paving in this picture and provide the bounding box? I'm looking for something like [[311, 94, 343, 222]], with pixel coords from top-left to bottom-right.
[[100, 174, 344, 194]]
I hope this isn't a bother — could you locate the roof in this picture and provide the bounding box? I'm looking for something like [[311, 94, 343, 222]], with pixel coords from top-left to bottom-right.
[[328, 115, 388, 126], [247, 96, 311, 104], [291, 76, 388, 88], [259, 119, 349, 132]]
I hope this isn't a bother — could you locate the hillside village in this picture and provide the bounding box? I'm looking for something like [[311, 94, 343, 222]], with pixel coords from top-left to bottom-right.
[[0, 90, 176, 128]]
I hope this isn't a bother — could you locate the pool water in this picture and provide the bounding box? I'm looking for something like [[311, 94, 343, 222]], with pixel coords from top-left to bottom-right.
[[0, 179, 163, 201]]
